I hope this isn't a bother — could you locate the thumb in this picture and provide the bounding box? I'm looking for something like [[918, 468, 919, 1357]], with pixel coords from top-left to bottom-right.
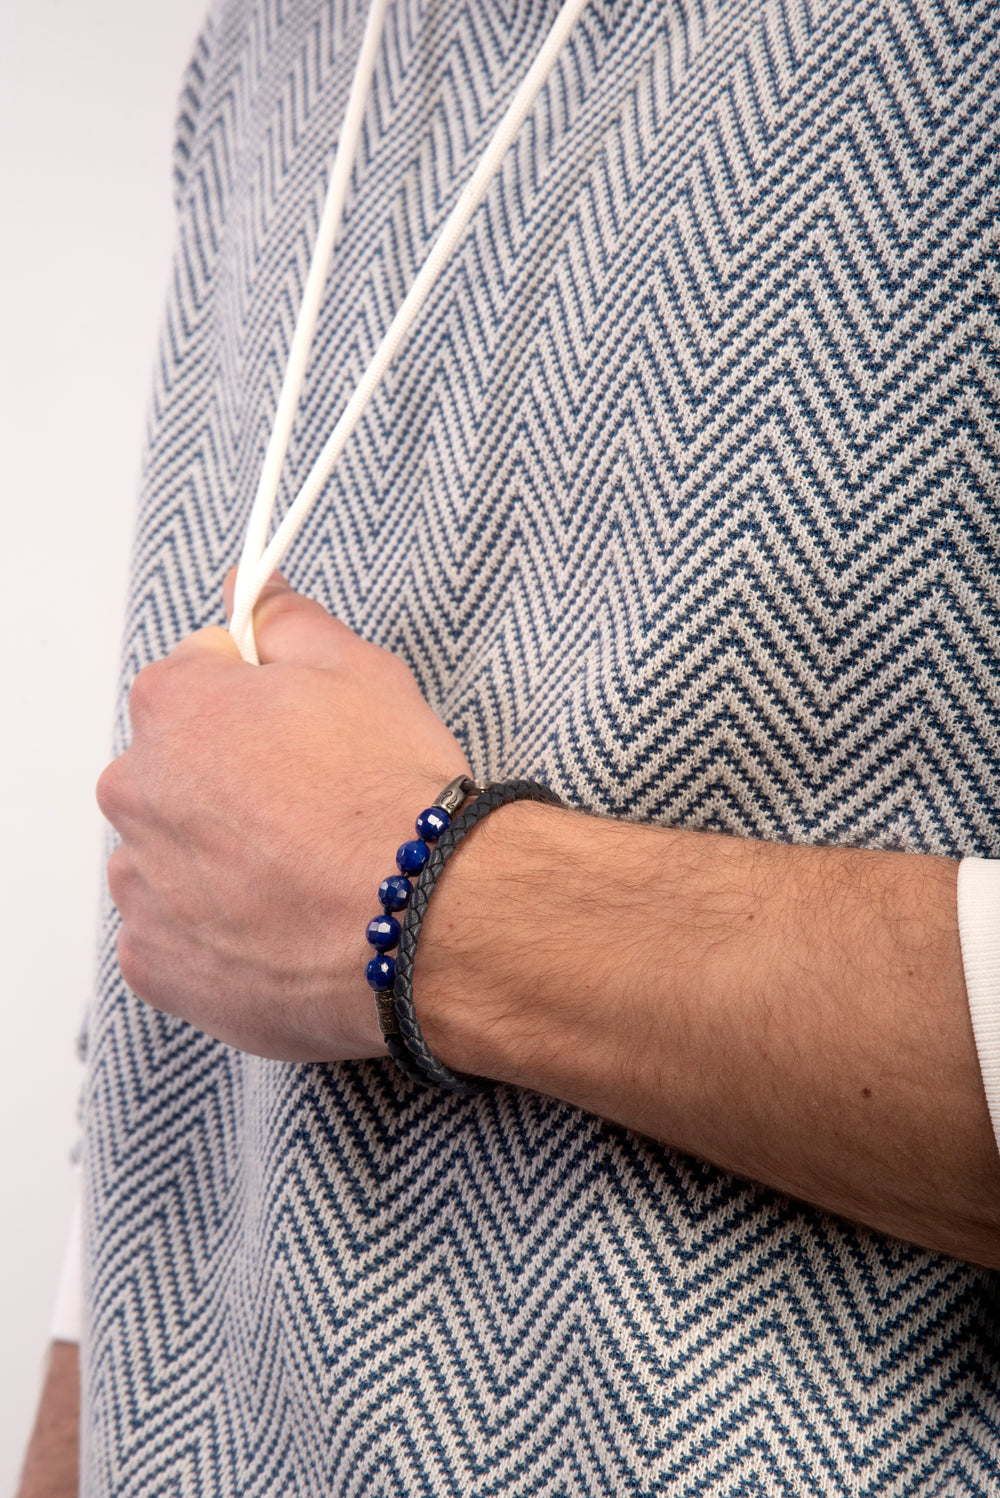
[[224, 568, 360, 669], [169, 625, 244, 663]]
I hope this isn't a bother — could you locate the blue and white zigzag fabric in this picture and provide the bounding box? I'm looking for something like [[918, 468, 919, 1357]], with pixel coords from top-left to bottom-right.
[[83, 0, 1000, 1491]]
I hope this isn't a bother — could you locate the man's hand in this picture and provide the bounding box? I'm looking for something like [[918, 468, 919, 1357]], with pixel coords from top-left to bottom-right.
[[97, 573, 1000, 1265], [96, 574, 471, 1060]]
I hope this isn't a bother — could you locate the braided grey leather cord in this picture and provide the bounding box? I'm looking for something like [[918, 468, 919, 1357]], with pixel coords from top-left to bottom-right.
[[385, 778, 564, 1092]]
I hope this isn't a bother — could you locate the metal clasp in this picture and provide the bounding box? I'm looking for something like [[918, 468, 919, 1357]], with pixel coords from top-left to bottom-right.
[[434, 775, 487, 815]]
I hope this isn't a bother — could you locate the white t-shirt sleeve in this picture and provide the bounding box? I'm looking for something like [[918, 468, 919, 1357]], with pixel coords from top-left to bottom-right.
[[958, 857, 1000, 1158], [50, 1182, 83, 1343]]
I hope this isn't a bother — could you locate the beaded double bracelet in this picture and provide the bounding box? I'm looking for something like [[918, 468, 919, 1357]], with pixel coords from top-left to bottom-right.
[[365, 775, 563, 1092]]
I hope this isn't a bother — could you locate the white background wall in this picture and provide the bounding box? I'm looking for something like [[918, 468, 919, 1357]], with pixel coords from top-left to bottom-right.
[[0, 0, 209, 1486]]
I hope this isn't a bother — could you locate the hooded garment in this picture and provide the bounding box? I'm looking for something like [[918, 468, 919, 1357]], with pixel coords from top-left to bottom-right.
[[84, 0, 1000, 1492]]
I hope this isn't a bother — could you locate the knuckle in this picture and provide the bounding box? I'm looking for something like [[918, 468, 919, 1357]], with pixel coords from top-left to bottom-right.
[[127, 658, 172, 725], [96, 757, 126, 821], [370, 638, 406, 676], [382, 647, 419, 693], [116, 931, 144, 997], [105, 846, 131, 909]]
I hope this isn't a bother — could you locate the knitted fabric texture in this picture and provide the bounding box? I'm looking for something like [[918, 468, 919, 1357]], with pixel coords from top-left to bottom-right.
[[84, 0, 1000, 1493]]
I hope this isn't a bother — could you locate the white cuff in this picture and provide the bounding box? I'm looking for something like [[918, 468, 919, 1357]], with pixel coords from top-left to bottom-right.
[[958, 857, 1000, 1158], [50, 1188, 83, 1343]]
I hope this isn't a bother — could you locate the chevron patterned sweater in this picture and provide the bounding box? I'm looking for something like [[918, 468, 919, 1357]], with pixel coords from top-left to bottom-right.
[[83, 0, 1000, 1492]]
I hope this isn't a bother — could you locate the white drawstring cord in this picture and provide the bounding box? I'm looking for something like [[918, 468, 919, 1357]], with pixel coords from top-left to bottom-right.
[[232, 0, 390, 661], [230, 0, 591, 662]]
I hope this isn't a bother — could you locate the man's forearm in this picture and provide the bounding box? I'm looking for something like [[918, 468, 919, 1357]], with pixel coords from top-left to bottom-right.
[[17, 1342, 79, 1498], [100, 582, 1000, 1265], [417, 804, 1000, 1266]]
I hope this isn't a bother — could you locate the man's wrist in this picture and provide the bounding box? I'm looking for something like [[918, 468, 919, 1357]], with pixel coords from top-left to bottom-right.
[[414, 803, 794, 1129], [414, 798, 595, 1089], [412, 800, 706, 1115]]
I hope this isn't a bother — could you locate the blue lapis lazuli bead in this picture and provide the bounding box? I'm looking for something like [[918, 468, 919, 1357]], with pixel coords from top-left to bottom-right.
[[366, 914, 401, 951], [397, 838, 430, 876], [378, 874, 412, 912], [366, 953, 396, 990], [415, 805, 450, 841]]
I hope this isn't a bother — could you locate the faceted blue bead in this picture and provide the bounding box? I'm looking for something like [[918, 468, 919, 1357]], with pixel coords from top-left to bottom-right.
[[366, 914, 401, 951], [415, 805, 450, 841], [366, 953, 395, 990], [378, 874, 413, 912], [396, 838, 430, 875]]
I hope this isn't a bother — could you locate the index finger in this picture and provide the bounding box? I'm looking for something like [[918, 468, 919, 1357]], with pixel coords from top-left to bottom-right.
[[222, 565, 290, 621]]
